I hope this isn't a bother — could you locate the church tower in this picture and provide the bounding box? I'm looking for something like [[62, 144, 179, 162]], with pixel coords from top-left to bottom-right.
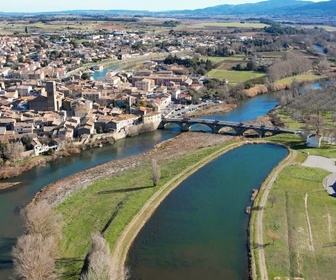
[[46, 81, 57, 111]]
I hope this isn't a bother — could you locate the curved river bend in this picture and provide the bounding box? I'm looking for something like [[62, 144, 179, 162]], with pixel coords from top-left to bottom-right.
[[0, 91, 282, 278], [126, 144, 288, 280]]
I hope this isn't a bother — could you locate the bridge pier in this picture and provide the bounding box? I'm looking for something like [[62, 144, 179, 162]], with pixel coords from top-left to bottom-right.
[[181, 123, 190, 132]]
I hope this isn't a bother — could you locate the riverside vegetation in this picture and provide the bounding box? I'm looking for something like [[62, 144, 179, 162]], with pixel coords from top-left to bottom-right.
[[249, 133, 336, 279], [31, 134, 235, 279]]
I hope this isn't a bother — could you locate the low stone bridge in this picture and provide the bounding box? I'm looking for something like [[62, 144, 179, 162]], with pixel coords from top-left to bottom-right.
[[159, 118, 301, 138]]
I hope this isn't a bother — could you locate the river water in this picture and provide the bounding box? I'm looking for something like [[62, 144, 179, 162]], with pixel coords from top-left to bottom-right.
[[0, 130, 177, 279], [0, 89, 285, 279], [127, 144, 288, 280]]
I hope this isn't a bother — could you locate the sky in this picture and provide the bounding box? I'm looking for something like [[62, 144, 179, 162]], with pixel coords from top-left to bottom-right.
[[0, 0, 326, 13]]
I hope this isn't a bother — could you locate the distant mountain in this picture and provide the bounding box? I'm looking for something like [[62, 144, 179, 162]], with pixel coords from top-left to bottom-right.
[[291, 0, 336, 15], [0, 0, 334, 18], [169, 0, 335, 16]]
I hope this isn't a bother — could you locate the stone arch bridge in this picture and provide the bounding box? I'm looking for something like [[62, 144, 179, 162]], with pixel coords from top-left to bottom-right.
[[159, 118, 301, 138]]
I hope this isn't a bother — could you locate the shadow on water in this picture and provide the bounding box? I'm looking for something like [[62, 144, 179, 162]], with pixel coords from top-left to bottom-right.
[[97, 185, 155, 195], [0, 238, 16, 270]]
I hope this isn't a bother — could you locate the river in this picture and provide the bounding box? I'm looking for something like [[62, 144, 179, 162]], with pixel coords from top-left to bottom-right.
[[0, 130, 177, 279], [126, 144, 288, 280], [0, 87, 300, 279]]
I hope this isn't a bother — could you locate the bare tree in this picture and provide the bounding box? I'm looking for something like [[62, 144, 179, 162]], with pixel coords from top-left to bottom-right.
[[304, 113, 325, 134], [22, 201, 63, 241], [151, 158, 161, 187], [332, 114, 336, 125], [12, 234, 58, 280], [12, 202, 63, 280], [267, 230, 281, 245], [268, 195, 277, 208], [81, 233, 129, 280], [4, 141, 24, 162]]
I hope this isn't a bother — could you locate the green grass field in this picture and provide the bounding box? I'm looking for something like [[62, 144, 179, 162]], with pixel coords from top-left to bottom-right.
[[261, 164, 335, 280], [55, 142, 234, 279], [207, 69, 265, 83], [268, 134, 336, 159], [274, 74, 327, 86]]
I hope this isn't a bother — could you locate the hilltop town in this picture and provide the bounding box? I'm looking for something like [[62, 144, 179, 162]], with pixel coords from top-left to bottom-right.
[[0, 27, 206, 161], [1, 5, 336, 280], [0, 15, 335, 175], [0, 21, 264, 165]]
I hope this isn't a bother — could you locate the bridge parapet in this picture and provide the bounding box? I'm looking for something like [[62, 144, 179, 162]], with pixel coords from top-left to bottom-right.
[[160, 118, 300, 137]]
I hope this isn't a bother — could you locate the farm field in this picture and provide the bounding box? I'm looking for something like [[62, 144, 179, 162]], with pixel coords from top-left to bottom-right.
[[201, 22, 269, 29], [0, 20, 103, 35], [301, 25, 336, 32], [207, 69, 265, 83], [261, 163, 336, 280]]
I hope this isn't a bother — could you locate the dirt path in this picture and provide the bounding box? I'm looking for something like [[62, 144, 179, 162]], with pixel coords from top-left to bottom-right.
[[255, 150, 297, 280], [304, 193, 315, 252], [111, 142, 243, 279]]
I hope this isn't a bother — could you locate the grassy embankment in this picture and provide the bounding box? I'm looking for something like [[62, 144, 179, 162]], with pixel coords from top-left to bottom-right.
[[55, 140, 239, 279], [274, 73, 328, 87], [250, 133, 336, 280]]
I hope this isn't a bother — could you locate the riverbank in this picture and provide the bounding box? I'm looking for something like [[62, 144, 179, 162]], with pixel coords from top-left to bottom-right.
[[0, 121, 156, 181], [34, 133, 236, 205], [0, 182, 21, 191], [32, 133, 239, 278], [187, 102, 237, 117], [111, 139, 247, 279], [34, 134, 290, 279]]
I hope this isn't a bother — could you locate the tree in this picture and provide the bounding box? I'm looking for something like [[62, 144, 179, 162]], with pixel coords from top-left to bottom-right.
[[12, 202, 63, 280], [151, 158, 161, 187], [4, 141, 24, 162], [304, 113, 325, 134], [267, 230, 281, 245], [81, 233, 129, 280], [12, 234, 58, 280], [268, 195, 277, 208], [332, 113, 336, 125], [22, 201, 63, 241], [0, 140, 6, 160], [21, 135, 33, 150], [81, 72, 91, 80]]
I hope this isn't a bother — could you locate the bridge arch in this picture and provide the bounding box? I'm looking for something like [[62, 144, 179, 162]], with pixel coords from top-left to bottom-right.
[[189, 123, 213, 133], [217, 126, 239, 135], [163, 122, 182, 131], [242, 128, 260, 137]]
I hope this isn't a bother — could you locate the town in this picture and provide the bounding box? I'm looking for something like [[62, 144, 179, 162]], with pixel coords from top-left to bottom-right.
[[1, 15, 335, 164], [1, 7, 336, 280]]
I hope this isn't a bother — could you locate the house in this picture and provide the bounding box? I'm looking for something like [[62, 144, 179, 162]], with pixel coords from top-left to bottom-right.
[[110, 114, 140, 132], [14, 122, 34, 134], [306, 134, 322, 148], [135, 79, 155, 92], [17, 85, 33, 97], [143, 111, 162, 124]]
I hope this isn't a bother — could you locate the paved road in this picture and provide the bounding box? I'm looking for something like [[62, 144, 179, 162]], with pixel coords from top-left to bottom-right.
[[302, 155, 336, 195]]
